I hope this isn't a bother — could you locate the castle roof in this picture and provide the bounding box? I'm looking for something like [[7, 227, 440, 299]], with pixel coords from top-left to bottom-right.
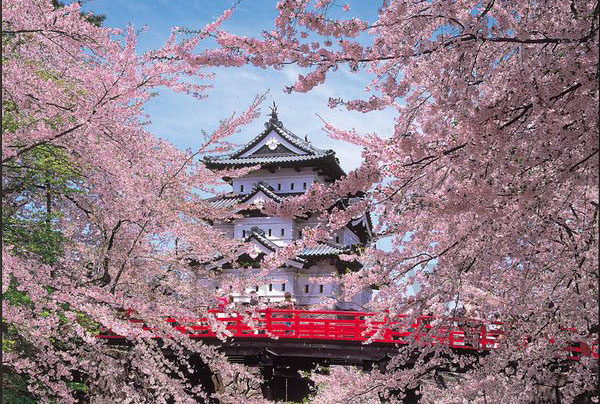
[[206, 181, 290, 210], [244, 227, 349, 261], [203, 103, 345, 181]]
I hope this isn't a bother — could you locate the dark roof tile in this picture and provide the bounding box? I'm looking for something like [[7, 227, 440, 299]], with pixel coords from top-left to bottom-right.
[[299, 241, 348, 257], [205, 152, 334, 166]]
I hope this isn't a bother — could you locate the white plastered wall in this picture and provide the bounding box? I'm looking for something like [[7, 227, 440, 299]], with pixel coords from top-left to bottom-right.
[[232, 168, 326, 194], [234, 217, 295, 245]]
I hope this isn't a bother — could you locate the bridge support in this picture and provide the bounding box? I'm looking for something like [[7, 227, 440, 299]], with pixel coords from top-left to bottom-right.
[[256, 350, 315, 401]]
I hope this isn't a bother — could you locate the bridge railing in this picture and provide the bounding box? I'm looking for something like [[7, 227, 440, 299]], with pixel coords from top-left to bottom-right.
[[98, 308, 598, 360]]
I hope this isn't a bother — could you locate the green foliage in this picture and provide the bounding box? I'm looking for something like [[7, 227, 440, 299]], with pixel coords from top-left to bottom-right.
[[1, 109, 91, 404], [2, 335, 17, 353], [2, 286, 98, 402], [2, 99, 19, 133], [75, 312, 102, 336], [66, 381, 89, 393], [2, 216, 66, 264], [4, 143, 82, 193], [2, 281, 34, 307], [2, 4, 106, 403], [2, 144, 83, 264]]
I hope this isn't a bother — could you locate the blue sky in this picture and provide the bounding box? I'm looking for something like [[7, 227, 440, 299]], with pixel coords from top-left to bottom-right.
[[79, 0, 397, 172]]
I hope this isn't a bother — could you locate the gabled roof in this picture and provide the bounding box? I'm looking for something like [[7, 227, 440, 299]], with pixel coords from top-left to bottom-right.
[[245, 228, 349, 260], [206, 182, 285, 210], [300, 240, 348, 257], [199, 227, 354, 271], [244, 228, 307, 267], [244, 228, 280, 252], [244, 181, 284, 203], [229, 118, 325, 158], [203, 104, 345, 180], [206, 193, 244, 209]]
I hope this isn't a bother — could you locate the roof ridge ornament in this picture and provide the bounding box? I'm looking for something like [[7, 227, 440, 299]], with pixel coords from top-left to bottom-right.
[[266, 101, 282, 128]]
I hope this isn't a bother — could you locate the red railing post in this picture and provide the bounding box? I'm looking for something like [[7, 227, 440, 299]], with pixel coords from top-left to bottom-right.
[[479, 323, 487, 349], [413, 318, 420, 344], [292, 310, 298, 337], [265, 309, 272, 335], [383, 312, 391, 341], [354, 313, 362, 340], [235, 312, 242, 337], [446, 318, 456, 348]]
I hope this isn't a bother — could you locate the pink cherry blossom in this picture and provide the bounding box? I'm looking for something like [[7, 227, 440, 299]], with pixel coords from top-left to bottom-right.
[[3, 0, 598, 403]]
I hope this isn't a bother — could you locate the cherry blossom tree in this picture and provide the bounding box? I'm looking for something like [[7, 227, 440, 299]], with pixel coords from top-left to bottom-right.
[[2, 1, 267, 402], [191, 0, 598, 402], [3, 0, 598, 403]]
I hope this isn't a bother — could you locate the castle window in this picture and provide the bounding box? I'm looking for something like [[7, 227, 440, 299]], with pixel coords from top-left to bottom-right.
[[242, 230, 246, 237], [269, 284, 273, 292], [277, 183, 281, 191], [290, 183, 295, 190], [319, 285, 324, 293], [335, 235, 340, 243], [281, 228, 285, 237], [240, 184, 244, 192], [298, 229, 302, 238], [282, 283, 286, 292], [303, 182, 307, 189], [305, 285, 309, 294], [268, 228, 272, 237], [255, 286, 259, 291]]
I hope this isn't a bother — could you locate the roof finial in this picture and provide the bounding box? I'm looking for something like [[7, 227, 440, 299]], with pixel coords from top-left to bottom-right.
[[269, 101, 278, 120], [266, 101, 282, 127]]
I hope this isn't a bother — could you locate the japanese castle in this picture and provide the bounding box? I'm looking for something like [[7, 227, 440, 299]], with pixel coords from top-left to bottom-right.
[[203, 104, 372, 310]]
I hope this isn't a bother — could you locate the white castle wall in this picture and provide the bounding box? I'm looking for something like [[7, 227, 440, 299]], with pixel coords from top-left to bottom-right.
[[234, 217, 295, 245], [232, 168, 327, 195], [219, 263, 337, 305], [214, 216, 359, 247], [213, 260, 371, 310]]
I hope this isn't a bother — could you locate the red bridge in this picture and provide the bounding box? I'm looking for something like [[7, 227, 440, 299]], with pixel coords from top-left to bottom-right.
[[100, 308, 597, 361], [98, 308, 598, 402]]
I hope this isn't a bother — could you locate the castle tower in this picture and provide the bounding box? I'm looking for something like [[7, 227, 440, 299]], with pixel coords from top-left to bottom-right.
[[203, 104, 372, 309]]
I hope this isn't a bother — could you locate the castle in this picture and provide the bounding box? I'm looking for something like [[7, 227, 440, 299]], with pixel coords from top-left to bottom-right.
[[203, 104, 372, 310]]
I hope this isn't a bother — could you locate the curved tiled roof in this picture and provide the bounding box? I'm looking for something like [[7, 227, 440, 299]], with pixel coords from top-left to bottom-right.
[[270, 123, 326, 155], [299, 241, 348, 257], [247, 182, 284, 203], [203, 112, 345, 180], [245, 230, 280, 251], [206, 193, 244, 209], [207, 182, 287, 210], [205, 152, 335, 166], [246, 228, 348, 260], [221, 119, 328, 159], [199, 228, 353, 270]]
